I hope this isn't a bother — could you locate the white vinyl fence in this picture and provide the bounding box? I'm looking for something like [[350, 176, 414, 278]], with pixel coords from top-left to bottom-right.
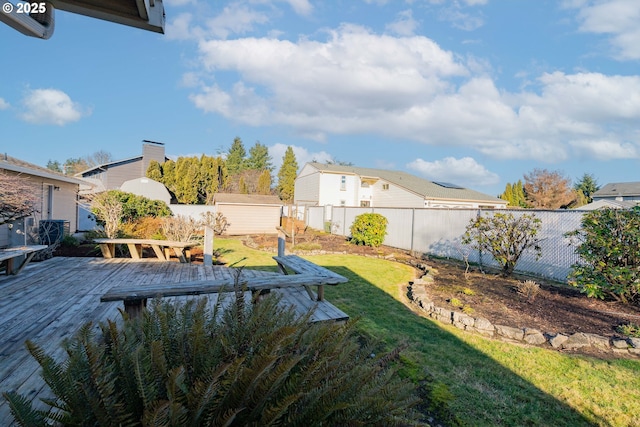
[[306, 206, 584, 282]]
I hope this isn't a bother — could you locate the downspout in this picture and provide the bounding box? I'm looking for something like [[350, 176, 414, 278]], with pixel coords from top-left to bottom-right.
[[0, 1, 55, 39]]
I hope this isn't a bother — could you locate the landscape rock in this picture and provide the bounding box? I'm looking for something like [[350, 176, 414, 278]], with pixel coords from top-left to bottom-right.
[[495, 324, 525, 341], [474, 317, 494, 335], [562, 333, 591, 349], [549, 333, 569, 349], [629, 338, 640, 349], [523, 329, 547, 345], [586, 333, 610, 349], [612, 339, 629, 349]]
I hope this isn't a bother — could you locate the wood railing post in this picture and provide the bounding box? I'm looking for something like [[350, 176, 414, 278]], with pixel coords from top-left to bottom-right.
[[204, 226, 214, 266], [278, 228, 286, 257]]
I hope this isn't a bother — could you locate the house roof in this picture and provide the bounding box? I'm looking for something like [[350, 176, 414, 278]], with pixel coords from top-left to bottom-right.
[[575, 199, 638, 210], [306, 162, 506, 204], [592, 182, 640, 198], [0, 154, 87, 186], [214, 193, 283, 205], [77, 155, 171, 177]]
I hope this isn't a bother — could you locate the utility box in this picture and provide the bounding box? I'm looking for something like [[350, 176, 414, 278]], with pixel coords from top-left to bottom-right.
[[39, 220, 69, 245]]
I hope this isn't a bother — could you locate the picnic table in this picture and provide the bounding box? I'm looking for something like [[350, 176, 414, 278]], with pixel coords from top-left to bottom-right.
[[101, 255, 348, 318], [0, 245, 47, 275], [93, 238, 199, 263]]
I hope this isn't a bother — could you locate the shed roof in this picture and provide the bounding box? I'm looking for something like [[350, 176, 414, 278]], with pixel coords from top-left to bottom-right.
[[214, 193, 282, 205], [0, 154, 87, 186], [306, 162, 505, 204]]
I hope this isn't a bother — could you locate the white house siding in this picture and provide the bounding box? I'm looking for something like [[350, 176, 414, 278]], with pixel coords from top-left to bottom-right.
[[318, 173, 358, 207], [169, 204, 216, 221], [371, 180, 424, 208], [294, 169, 321, 206], [217, 204, 281, 235]]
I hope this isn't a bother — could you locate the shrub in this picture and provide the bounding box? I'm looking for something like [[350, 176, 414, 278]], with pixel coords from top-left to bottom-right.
[[349, 213, 388, 247], [516, 280, 540, 303], [119, 217, 165, 239], [462, 212, 542, 277], [566, 207, 640, 305], [616, 323, 640, 338], [161, 215, 202, 242], [60, 234, 79, 247], [4, 293, 420, 426], [449, 297, 464, 308]]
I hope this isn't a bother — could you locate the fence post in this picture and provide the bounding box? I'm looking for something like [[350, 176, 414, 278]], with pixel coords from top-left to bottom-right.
[[203, 226, 214, 266]]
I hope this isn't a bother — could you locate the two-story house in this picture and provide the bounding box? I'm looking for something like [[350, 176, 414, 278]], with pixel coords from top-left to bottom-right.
[[294, 163, 506, 209]]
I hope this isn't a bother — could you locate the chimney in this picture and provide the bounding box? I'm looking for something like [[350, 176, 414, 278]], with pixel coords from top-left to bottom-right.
[[141, 140, 165, 175]]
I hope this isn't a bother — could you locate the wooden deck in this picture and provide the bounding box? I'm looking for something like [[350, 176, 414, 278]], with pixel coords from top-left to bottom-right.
[[0, 257, 349, 424]]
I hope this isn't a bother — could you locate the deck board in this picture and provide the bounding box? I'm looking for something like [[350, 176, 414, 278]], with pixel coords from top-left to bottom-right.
[[0, 256, 349, 425]]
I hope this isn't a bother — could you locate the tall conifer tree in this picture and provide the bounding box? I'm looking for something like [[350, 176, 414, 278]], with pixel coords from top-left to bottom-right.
[[277, 146, 298, 203]]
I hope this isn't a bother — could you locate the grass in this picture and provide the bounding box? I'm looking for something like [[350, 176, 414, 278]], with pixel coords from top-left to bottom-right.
[[215, 238, 640, 426]]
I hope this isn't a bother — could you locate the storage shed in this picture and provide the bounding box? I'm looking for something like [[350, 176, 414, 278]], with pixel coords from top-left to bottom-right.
[[214, 194, 282, 235]]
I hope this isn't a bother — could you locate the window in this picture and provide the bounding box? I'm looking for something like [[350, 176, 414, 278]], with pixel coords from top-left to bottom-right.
[[340, 200, 346, 206], [360, 200, 370, 207], [382, 183, 389, 190], [340, 175, 346, 191]]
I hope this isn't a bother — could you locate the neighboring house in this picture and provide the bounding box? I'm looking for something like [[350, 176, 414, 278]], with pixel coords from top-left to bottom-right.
[[591, 182, 640, 205], [213, 194, 283, 235], [294, 162, 507, 209], [77, 141, 168, 191], [0, 154, 86, 246]]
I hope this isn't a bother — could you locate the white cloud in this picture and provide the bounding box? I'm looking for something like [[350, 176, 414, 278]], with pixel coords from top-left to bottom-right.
[[282, 0, 313, 16], [407, 157, 499, 186], [0, 97, 9, 110], [569, 139, 640, 160], [269, 143, 332, 170], [20, 88, 89, 126], [568, 0, 640, 60], [185, 22, 640, 163], [386, 9, 419, 36]]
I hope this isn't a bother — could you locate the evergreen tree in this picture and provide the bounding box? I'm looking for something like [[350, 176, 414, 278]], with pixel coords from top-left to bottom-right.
[[160, 159, 176, 194], [226, 137, 247, 176], [46, 160, 62, 173], [257, 169, 272, 195], [499, 183, 514, 206], [574, 173, 599, 204], [199, 155, 221, 204], [277, 146, 298, 203], [246, 142, 273, 171], [239, 176, 249, 194], [513, 180, 527, 208], [146, 160, 163, 181]]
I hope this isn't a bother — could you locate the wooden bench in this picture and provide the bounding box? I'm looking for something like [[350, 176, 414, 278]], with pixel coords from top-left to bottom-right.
[[101, 272, 347, 318], [0, 245, 47, 275], [273, 255, 348, 301], [93, 238, 199, 263]]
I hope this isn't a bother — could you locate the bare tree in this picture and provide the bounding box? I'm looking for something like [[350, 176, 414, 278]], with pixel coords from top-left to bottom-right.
[[88, 192, 123, 238], [0, 172, 39, 225], [523, 168, 576, 209]]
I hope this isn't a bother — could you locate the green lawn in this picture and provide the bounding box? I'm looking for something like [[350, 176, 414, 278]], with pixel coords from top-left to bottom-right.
[[216, 238, 640, 426]]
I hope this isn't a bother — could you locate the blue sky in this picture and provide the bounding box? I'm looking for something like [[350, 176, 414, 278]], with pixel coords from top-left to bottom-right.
[[1, 0, 639, 197]]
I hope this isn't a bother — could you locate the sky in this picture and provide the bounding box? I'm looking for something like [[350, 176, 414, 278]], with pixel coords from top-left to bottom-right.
[[1, 0, 639, 197]]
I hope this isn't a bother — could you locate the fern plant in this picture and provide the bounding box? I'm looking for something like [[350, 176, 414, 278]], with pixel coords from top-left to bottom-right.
[[4, 289, 420, 426]]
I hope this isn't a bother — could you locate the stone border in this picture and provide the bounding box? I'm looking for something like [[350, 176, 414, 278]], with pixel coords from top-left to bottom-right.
[[408, 262, 640, 357]]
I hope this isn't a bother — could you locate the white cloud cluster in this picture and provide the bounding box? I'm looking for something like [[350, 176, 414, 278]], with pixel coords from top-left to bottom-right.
[[568, 0, 640, 60], [0, 97, 9, 110], [408, 157, 499, 187], [186, 22, 640, 163], [269, 143, 332, 170], [20, 88, 89, 126]]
